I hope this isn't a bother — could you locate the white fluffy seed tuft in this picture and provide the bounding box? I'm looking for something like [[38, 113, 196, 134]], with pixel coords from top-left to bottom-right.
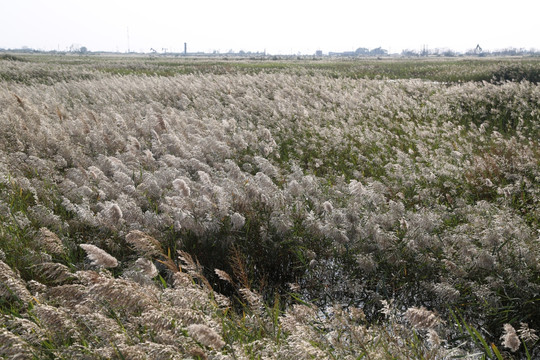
[[187, 324, 225, 349], [79, 244, 118, 268]]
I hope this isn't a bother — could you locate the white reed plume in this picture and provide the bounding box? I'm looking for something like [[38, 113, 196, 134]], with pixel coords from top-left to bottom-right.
[[37, 227, 65, 255], [404, 306, 440, 329], [239, 288, 263, 310], [172, 178, 191, 197], [187, 324, 225, 349], [427, 329, 441, 348], [135, 258, 158, 278], [214, 269, 233, 284], [125, 230, 163, 257], [501, 323, 520, 352], [230, 212, 245, 230], [79, 244, 118, 268], [0, 260, 32, 304], [107, 203, 123, 224], [518, 322, 539, 344], [322, 201, 333, 213], [0, 328, 33, 358]]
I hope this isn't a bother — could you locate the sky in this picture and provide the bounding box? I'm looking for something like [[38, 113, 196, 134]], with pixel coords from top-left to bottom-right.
[[1, 0, 539, 54]]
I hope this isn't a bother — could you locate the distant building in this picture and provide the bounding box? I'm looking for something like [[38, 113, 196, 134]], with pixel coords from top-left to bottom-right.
[[327, 47, 389, 57], [329, 51, 356, 57], [355, 48, 369, 56], [315, 50, 323, 57]]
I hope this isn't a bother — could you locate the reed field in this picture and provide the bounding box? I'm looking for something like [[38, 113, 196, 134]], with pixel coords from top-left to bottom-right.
[[0, 54, 539, 359]]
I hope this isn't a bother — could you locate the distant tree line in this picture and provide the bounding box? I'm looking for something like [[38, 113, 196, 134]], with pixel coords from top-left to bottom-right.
[[401, 46, 540, 57], [324, 46, 540, 58], [1, 45, 539, 58]]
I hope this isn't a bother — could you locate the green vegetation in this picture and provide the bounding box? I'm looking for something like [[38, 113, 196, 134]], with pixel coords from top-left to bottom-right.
[[3, 53, 540, 83]]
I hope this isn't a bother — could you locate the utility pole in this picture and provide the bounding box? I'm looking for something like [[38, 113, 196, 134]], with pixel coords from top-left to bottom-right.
[[127, 27, 130, 53]]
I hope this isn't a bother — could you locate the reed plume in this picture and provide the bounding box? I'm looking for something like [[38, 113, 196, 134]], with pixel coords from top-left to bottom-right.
[[79, 244, 118, 268]]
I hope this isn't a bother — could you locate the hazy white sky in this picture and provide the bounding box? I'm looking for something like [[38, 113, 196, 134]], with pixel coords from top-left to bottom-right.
[[1, 0, 538, 54]]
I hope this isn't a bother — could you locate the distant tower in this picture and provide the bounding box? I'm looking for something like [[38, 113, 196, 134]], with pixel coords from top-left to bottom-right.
[[127, 27, 130, 53], [184, 43, 187, 55]]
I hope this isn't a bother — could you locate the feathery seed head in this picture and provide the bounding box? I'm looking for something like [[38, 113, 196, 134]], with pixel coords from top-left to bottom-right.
[[0, 260, 32, 304], [427, 329, 441, 348], [135, 258, 159, 278], [501, 323, 520, 352], [405, 306, 440, 329], [288, 179, 302, 197], [187, 324, 225, 349], [107, 203, 123, 224], [322, 201, 333, 213], [239, 288, 263, 310], [230, 212, 245, 230], [38, 227, 65, 255], [37, 228, 65, 255], [125, 230, 163, 257], [79, 244, 118, 268], [172, 178, 191, 197], [518, 322, 539, 344], [214, 269, 233, 283]]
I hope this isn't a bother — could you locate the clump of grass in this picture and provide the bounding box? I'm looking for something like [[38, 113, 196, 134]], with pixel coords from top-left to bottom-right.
[[491, 63, 540, 84]]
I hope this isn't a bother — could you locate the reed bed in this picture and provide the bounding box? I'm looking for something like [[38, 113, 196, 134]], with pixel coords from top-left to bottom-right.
[[0, 55, 539, 359]]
